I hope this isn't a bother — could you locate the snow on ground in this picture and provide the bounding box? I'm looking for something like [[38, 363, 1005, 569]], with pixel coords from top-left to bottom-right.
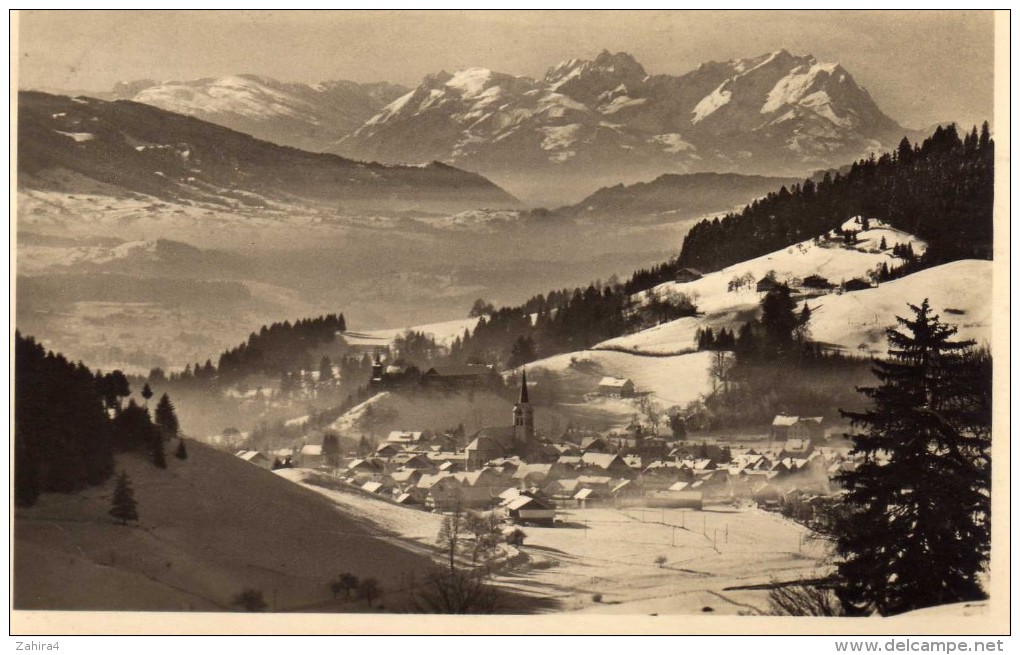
[[808, 260, 993, 355], [599, 219, 933, 355], [523, 506, 829, 614], [517, 349, 716, 409], [275, 472, 830, 615], [360, 316, 481, 347], [14, 442, 431, 612]]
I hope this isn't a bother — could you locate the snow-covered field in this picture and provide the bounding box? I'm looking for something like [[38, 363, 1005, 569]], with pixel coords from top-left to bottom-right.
[[278, 469, 829, 615], [602, 259, 991, 357], [597, 219, 990, 357], [808, 260, 992, 354], [517, 349, 716, 409], [362, 316, 481, 347]]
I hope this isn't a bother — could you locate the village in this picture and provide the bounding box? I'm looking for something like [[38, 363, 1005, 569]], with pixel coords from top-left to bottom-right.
[[235, 364, 858, 533]]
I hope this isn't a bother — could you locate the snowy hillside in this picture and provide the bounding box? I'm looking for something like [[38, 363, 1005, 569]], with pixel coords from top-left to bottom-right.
[[601, 218, 932, 355], [808, 259, 992, 354], [13, 440, 431, 610], [515, 349, 716, 410]]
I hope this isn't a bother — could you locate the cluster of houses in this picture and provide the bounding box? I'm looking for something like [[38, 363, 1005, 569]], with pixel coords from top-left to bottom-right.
[[235, 374, 856, 524]]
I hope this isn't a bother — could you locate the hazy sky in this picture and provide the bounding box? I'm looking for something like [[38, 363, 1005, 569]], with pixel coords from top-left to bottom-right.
[[18, 10, 996, 129]]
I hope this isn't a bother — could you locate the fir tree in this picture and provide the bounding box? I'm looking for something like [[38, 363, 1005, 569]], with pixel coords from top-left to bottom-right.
[[175, 439, 188, 460], [154, 393, 180, 441], [109, 471, 139, 525], [834, 300, 991, 616], [141, 382, 154, 407]]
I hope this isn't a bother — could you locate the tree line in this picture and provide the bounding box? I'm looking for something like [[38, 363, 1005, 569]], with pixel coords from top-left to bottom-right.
[[678, 123, 994, 275], [15, 331, 183, 507]]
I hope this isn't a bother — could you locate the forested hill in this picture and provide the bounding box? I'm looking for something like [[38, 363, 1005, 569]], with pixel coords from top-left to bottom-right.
[[678, 123, 994, 273], [15, 332, 183, 507]]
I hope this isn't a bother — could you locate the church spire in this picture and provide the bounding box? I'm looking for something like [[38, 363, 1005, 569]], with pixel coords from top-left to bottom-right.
[[519, 368, 529, 404]]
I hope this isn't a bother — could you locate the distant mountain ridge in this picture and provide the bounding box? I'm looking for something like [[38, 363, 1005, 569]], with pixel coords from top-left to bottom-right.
[[556, 172, 800, 221], [58, 49, 914, 205], [336, 50, 912, 202], [100, 75, 409, 153], [17, 91, 519, 213]]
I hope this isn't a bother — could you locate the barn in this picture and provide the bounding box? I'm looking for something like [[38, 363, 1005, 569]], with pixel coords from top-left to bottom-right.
[[598, 377, 635, 398]]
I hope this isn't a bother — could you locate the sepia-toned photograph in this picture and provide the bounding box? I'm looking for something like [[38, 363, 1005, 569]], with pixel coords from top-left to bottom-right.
[[10, 9, 1008, 636]]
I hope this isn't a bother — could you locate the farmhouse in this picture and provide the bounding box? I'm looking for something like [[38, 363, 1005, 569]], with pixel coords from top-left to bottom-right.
[[504, 495, 556, 525], [235, 450, 272, 469], [422, 364, 494, 387], [598, 376, 635, 398], [770, 414, 824, 442], [294, 444, 324, 468], [843, 278, 873, 292], [675, 267, 704, 283], [756, 276, 782, 293]]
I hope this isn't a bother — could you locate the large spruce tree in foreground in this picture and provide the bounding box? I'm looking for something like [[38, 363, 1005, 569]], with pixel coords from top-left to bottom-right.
[[835, 300, 991, 615]]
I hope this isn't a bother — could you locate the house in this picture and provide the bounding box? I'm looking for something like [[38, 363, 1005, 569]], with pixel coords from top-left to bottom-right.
[[504, 495, 556, 525], [386, 430, 424, 445], [294, 444, 324, 469], [394, 493, 419, 506], [580, 453, 632, 477], [390, 468, 423, 488], [361, 480, 390, 495], [598, 377, 635, 398], [780, 438, 814, 459], [579, 436, 611, 453], [513, 463, 555, 487], [802, 274, 834, 290], [422, 364, 494, 387], [843, 278, 873, 292], [235, 450, 272, 469], [375, 443, 403, 458], [675, 267, 704, 284], [388, 453, 435, 471], [573, 487, 604, 505], [771, 415, 824, 442], [543, 478, 582, 500], [756, 276, 782, 293]]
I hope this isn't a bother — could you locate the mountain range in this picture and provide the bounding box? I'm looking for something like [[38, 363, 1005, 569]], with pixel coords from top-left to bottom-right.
[[17, 91, 517, 213], [91, 50, 913, 204]]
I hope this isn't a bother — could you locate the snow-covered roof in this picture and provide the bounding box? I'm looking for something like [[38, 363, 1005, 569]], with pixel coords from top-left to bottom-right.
[[387, 430, 423, 443], [772, 415, 799, 427], [598, 376, 633, 388], [301, 444, 323, 456]]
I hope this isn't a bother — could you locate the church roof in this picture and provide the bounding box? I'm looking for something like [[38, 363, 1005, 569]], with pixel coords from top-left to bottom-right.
[[519, 368, 530, 404], [465, 426, 517, 453]]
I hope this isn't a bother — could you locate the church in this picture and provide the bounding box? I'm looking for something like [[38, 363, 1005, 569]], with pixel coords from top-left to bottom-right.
[[465, 370, 540, 470]]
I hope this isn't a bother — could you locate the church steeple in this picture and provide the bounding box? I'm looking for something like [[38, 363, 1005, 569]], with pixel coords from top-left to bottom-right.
[[513, 368, 534, 449]]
